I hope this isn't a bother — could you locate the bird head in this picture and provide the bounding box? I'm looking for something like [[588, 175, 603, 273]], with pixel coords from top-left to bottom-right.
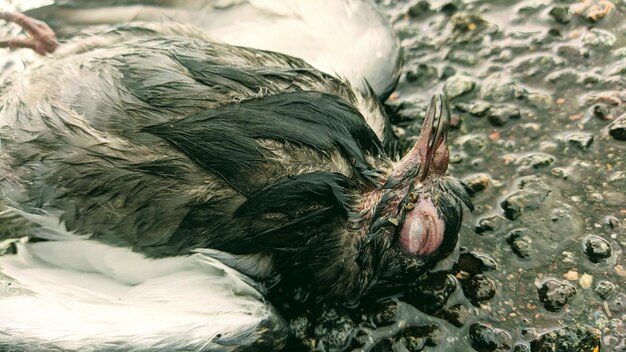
[[353, 95, 473, 291]]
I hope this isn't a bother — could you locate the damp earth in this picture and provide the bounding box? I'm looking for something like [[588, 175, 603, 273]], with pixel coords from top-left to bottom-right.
[[1, 0, 625, 351]]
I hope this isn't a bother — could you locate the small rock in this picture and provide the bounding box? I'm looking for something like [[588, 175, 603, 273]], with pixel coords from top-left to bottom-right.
[[608, 113, 626, 141], [459, 134, 487, 152], [361, 300, 399, 328], [517, 2, 546, 15], [462, 274, 497, 305], [463, 173, 491, 195], [582, 28, 616, 49], [529, 324, 601, 352], [604, 215, 620, 230], [513, 344, 530, 352], [454, 252, 497, 275], [469, 323, 513, 352], [594, 280, 616, 299], [444, 75, 477, 99], [573, 0, 615, 22], [404, 272, 457, 314], [440, 304, 468, 327], [441, 1, 461, 15], [395, 325, 440, 351], [475, 214, 505, 234], [481, 73, 528, 102], [517, 153, 555, 169], [500, 193, 526, 220], [563, 270, 579, 281], [405, 64, 438, 84], [487, 105, 521, 126], [578, 273, 593, 289], [592, 103, 611, 120], [556, 45, 584, 62], [440, 65, 457, 80], [526, 93, 551, 110], [546, 68, 581, 86], [500, 176, 551, 220], [468, 101, 492, 116], [407, 0, 431, 18], [583, 235, 612, 262], [507, 229, 532, 258], [563, 132, 594, 150], [548, 6, 571, 24], [537, 279, 577, 312]]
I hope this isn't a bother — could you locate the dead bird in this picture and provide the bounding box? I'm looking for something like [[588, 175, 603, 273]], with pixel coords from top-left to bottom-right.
[[0, 10, 471, 352]]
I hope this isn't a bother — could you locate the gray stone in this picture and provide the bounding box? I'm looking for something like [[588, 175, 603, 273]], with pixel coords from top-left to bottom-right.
[[582, 28, 616, 48], [487, 105, 521, 126], [537, 279, 577, 312], [530, 324, 601, 352], [548, 6, 571, 24], [444, 74, 477, 98]]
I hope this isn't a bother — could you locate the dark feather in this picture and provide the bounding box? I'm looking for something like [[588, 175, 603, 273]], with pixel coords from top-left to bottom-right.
[[143, 91, 383, 193]]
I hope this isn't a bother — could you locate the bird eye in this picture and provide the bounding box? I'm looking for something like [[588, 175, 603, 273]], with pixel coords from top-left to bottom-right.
[[398, 199, 444, 257]]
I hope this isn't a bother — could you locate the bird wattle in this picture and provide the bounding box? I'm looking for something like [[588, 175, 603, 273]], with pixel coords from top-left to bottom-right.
[[398, 199, 444, 257]]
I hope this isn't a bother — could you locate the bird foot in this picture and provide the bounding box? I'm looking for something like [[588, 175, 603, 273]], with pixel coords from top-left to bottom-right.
[[0, 12, 58, 55]]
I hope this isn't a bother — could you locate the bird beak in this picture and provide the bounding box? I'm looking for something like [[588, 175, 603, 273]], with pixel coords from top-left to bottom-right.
[[388, 94, 450, 185]]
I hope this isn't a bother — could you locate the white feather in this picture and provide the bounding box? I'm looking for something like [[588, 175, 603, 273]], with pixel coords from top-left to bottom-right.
[[22, 0, 400, 97], [0, 240, 286, 351]]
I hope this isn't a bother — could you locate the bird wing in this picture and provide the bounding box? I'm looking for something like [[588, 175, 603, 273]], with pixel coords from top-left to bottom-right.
[[0, 24, 384, 258]]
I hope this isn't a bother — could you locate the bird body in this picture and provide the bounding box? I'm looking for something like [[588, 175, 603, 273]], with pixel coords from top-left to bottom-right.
[[0, 5, 470, 351]]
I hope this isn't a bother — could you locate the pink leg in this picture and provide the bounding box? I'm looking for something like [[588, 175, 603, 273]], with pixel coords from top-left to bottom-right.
[[0, 12, 58, 55]]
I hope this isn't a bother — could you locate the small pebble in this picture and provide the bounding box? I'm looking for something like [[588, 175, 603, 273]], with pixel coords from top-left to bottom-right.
[[548, 6, 571, 24], [537, 279, 577, 312], [454, 252, 497, 275], [563, 270, 579, 281], [404, 272, 457, 314], [582, 28, 616, 49], [572, 0, 615, 22], [487, 105, 521, 126], [578, 273, 593, 289], [462, 274, 496, 305], [440, 304, 468, 327], [469, 323, 513, 352], [594, 280, 616, 300], [463, 173, 491, 195], [583, 235, 612, 262], [513, 344, 530, 352], [444, 75, 477, 99], [507, 229, 533, 258], [475, 214, 505, 234], [529, 324, 601, 352], [407, 0, 431, 18], [563, 132, 594, 150]]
